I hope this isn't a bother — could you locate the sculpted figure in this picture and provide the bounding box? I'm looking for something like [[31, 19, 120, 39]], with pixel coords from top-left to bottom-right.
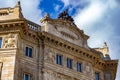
[[3, 33, 17, 48], [58, 9, 74, 22], [44, 49, 55, 63]]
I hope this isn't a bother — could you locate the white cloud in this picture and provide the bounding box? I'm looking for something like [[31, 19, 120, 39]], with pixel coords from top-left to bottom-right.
[[54, 4, 60, 11], [60, 0, 90, 8], [74, 1, 105, 30], [61, 0, 70, 7], [0, 0, 42, 24], [20, 0, 42, 24]]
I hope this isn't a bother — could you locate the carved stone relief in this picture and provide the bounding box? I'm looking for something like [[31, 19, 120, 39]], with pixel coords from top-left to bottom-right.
[[44, 69, 78, 80], [84, 62, 92, 76], [44, 48, 55, 63], [2, 33, 17, 48], [44, 70, 55, 80]]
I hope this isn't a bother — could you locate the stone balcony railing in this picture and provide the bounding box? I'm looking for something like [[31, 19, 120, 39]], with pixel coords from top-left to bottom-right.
[[27, 20, 41, 32]]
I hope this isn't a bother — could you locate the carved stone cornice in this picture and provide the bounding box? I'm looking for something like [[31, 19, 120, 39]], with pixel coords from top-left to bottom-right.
[[39, 32, 108, 69], [0, 18, 40, 44], [40, 16, 89, 41]]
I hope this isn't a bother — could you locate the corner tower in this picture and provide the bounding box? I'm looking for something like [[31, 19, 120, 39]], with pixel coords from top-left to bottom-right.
[[0, 1, 40, 80], [0, 1, 23, 21]]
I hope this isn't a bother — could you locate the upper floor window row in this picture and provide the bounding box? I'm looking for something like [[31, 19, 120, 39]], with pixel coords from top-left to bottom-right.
[[56, 54, 83, 73]]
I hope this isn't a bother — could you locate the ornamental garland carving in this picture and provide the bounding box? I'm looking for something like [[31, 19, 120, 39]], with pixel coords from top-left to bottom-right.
[[2, 33, 17, 48]]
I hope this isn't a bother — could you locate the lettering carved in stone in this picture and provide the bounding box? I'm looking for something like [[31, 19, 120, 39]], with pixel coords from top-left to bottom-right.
[[2, 33, 17, 48]]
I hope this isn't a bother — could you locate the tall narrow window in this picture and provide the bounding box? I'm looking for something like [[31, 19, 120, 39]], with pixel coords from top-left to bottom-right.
[[56, 54, 62, 65], [25, 47, 32, 57], [77, 62, 82, 72], [0, 38, 2, 48], [67, 58, 72, 69], [95, 72, 100, 80], [24, 73, 32, 80]]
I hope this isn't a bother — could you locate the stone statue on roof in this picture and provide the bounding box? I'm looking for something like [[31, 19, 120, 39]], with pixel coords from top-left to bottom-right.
[[58, 9, 74, 22]]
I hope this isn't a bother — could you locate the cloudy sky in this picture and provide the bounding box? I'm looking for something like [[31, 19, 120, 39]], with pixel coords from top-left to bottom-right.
[[0, 0, 120, 79]]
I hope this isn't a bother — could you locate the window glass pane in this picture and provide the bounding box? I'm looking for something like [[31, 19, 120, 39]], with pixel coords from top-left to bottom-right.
[[25, 47, 29, 56], [0, 38, 2, 48], [67, 58, 69, 67], [56, 54, 62, 65], [25, 47, 32, 58], [67, 58, 72, 69], [24, 74, 29, 80], [29, 48, 32, 57], [95, 73, 100, 80], [77, 62, 82, 72], [70, 59, 72, 68], [24, 73, 32, 80], [59, 56, 62, 65]]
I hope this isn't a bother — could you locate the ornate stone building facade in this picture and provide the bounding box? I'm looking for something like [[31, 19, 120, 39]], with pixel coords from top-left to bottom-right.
[[0, 2, 118, 80]]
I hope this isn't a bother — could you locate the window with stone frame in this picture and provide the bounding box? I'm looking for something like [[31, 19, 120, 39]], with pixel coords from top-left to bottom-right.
[[95, 72, 100, 80], [23, 73, 32, 80], [77, 62, 82, 72], [25, 46, 33, 58], [0, 38, 2, 48], [56, 54, 63, 65], [67, 58, 72, 69]]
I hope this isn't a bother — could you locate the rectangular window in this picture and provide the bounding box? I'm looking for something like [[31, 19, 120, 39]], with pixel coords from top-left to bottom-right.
[[24, 73, 32, 80], [95, 72, 100, 80], [67, 58, 72, 69], [25, 47, 32, 57], [77, 62, 82, 72], [56, 54, 62, 65], [0, 38, 2, 48]]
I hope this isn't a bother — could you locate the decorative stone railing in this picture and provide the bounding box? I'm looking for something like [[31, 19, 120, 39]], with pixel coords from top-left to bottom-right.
[[27, 20, 40, 32]]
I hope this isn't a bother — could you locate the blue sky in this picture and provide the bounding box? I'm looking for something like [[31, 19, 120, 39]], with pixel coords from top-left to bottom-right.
[[0, 0, 120, 80]]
